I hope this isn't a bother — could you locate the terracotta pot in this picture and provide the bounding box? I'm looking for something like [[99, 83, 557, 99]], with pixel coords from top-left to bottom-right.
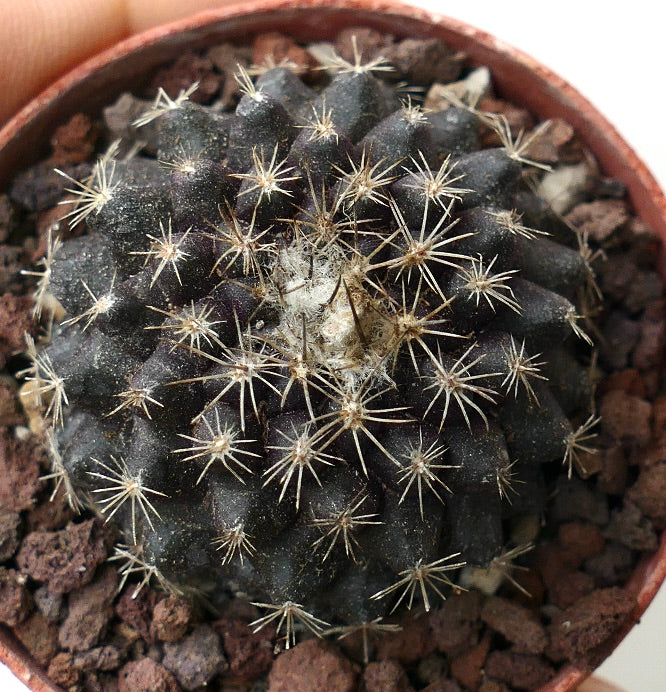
[[0, 1, 664, 690]]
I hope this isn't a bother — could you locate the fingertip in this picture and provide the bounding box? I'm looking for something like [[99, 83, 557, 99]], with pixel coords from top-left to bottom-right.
[[0, 0, 128, 123]]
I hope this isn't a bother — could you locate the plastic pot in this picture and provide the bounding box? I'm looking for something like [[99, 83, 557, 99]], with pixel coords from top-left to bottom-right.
[[0, 2, 664, 690]]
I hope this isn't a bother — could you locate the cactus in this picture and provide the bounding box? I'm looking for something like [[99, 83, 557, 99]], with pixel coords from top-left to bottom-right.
[[23, 38, 598, 650]]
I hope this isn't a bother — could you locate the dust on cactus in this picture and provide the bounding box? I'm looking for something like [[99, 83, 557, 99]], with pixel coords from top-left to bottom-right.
[[20, 35, 600, 652]]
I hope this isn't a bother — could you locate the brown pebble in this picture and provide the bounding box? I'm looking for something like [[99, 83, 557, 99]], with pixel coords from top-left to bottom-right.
[[118, 658, 181, 692], [597, 368, 646, 398], [334, 27, 393, 64], [148, 52, 221, 105], [59, 565, 118, 652], [604, 501, 658, 551], [151, 595, 192, 642], [383, 38, 463, 84], [0, 509, 21, 561], [485, 651, 555, 690], [0, 293, 35, 369], [162, 624, 227, 690], [557, 522, 605, 568], [584, 542, 634, 586], [600, 389, 652, 447], [627, 462, 666, 529], [73, 645, 123, 672], [551, 476, 609, 526], [522, 118, 583, 164], [252, 32, 317, 75], [424, 678, 462, 692], [25, 483, 76, 533], [16, 517, 112, 594], [0, 567, 32, 627], [9, 161, 90, 213], [12, 611, 59, 667], [375, 612, 435, 664], [364, 659, 413, 692], [449, 631, 491, 690], [597, 444, 629, 496], [535, 543, 569, 594], [0, 378, 23, 426], [0, 430, 43, 512], [47, 652, 81, 688], [428, 590, 481, 656], [478, 98, 534, 147], [478, 679, 509, 692], [212, 616, 274, 679], [601, 313, 640, 370], [632, 319, 665, 371], [549, 587, 635, 660], [549, 570, 596, 609], [49, 113, 98, 166], [413, 652, 448, 687], [480, 596, 548, 654], [565, 199, 628, 243], [267, 638, 357, 692], [115, 584, 158, 643]]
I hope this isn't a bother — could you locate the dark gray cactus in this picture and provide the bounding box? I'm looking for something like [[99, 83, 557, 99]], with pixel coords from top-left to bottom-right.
[[23, 40, 599, 650]]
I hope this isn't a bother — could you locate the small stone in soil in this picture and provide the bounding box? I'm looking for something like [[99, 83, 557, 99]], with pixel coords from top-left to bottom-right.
[[49, 113, 99, 166], [252, 32, 318, 75], [549, 587, 635, 661], [212, 616, 274, 680], [16, 517, 113, 594], [604, 502, 658, 551], [484, 650, 555, 690], [627, 461, 666, 529], [118, 657, 180, 692], [12, 611, 59, 667], [423, 676, 463, 692], [428, 590, 481, 656], [115, 584, 158, 643], [600, 389, 652, 447], [162, 623, 227, 690], [557, 522, 605, 568], [375, 612, 436, 664], [0, 429, 44, 512], [151, 594, 192, 642], [0, 509, 21, 560], [363, 659, 413, 692], [449, 632, 491, 691], [73, 644, 123, 672], [0, 567, 32, 627], [267, 638, 358, 692], [148, 52, 221, 105], [480, 596, 548, 654], [565, 199, 629, 244], [0, 293, 35, 369], [550, 476, 609, 526], [633, 318, 665, 372], [47, 652, 81, 688], [58, 564, 118, 651]]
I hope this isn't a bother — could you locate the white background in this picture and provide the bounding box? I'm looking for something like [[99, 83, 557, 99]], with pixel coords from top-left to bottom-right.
[[1, 1, 664, 690]]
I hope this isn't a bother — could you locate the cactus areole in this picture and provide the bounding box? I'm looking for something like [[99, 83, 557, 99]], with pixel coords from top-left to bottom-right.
[[25, 39, 601, 649]]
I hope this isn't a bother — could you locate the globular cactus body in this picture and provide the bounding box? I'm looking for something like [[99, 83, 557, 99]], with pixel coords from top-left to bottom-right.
[[27, 41, 597, 647]]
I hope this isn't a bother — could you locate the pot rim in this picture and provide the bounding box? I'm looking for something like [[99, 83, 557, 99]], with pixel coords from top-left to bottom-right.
[[0, 2, 664, 691]]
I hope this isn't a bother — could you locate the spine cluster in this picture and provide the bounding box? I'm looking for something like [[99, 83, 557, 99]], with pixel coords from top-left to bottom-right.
[[23, 38, 598, 649]]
